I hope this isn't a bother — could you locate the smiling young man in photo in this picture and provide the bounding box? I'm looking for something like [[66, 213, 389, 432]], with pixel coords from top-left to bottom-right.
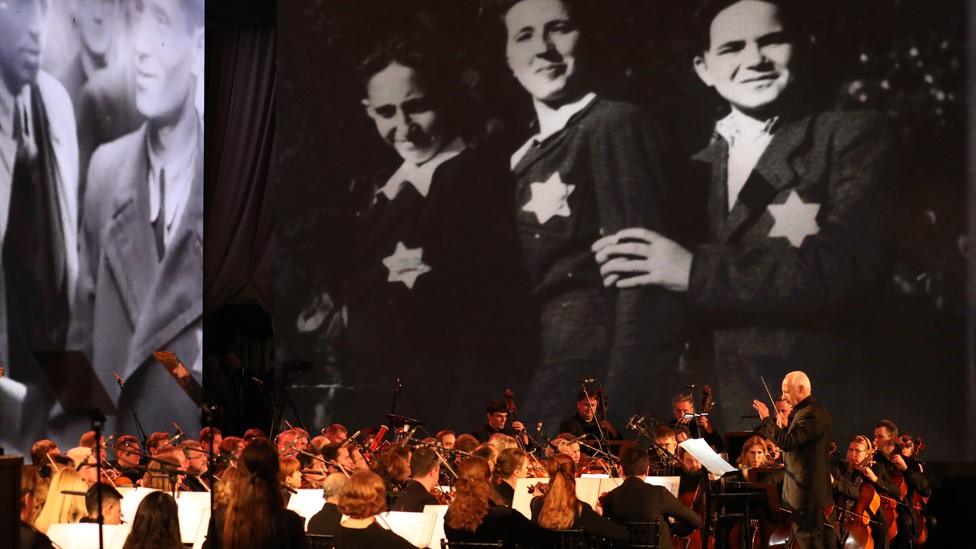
[[73, 0, 204, 437], [593, 0, 894, 458]]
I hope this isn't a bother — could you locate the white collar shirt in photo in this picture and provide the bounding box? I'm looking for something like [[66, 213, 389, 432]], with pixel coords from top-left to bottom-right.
[[147, 124, 198, 245], [510, 92, 598, 169], [377, 137, 466, 200], [715, 108, 779, 212]]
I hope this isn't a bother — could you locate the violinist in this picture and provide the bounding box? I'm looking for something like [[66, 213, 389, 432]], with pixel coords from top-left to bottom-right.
[[873, 420, 931, 549], [559, 389, 620, 446], [30, 439, 61, 468], [831, 435, 894, 549], [110, 435, 144, 481], [68, 447, 100, 487], [146, 431, 173, 455], [391, 447, 441, 512], [669, 393, 723, 451], [142, 446, 188, 492], [648, 425, 680, 474], [473, 443, 500, 473], [551, 433, 583, 468], [200, 426, 223, 454], [308, 473, 347, 535], [79, 482, 123, 525], [736, 435, 770, 472], [493, 448, 529, 507], [677, 447, 708, 498], [323, 423, 348, 445], [603, 446, 702, 549], [280, 456, 303, 492], [78, 431, 108, 462], [436, 430, 457, 450]]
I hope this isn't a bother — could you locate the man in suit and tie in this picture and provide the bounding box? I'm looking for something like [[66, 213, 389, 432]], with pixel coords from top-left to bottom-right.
[[753, 371, 832, 549], [390, 447, 440, 512], [0, 0, 80, 453], [593, 0, 892, 430], [602, 446, 702, 549], [73, 0, 204, 437]]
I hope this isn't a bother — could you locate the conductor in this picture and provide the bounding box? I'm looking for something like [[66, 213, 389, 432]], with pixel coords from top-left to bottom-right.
[[752, 371, 831, 549]]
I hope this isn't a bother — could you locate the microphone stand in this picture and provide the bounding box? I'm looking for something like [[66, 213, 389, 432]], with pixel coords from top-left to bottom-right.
[[579, 381, 609, 458], [389, 378, 403, 430], [113, 374, 148, 449], [91, 408, 106, 549]]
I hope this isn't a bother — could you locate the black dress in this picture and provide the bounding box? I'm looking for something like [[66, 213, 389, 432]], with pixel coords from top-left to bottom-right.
[[444, 503, 555, 548], [333, 522, 416, 549], [529, 497, 629, 543]]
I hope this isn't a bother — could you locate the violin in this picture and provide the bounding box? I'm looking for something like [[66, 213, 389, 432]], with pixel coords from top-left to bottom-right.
[[526, 481, 549, 496], [429, 485, 454, 505]]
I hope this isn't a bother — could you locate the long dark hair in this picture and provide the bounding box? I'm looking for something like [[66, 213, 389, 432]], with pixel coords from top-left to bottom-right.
[[221, 439, 286, 549], [122, 492, 182, 549]]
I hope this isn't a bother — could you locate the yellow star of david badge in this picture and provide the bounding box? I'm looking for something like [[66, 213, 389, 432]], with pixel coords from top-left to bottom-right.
[[522, 172, 575, 225], [382, 241, 431, 289], [767, 190, 821, 247]]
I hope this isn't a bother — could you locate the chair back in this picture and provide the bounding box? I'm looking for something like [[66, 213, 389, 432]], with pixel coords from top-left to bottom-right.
[[305, 533, 335, 549], [439, 539, 505, 549], [553, 528, 591, 549], [617, 520, 661, 548]]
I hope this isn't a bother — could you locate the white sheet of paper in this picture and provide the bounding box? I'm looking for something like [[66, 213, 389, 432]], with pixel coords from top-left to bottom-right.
[[380, 511, 437, 548], [423, 504, 449, 548], [46, 523, 131, 549], [175, 491, 211, 547], [288, 488, 327, 529], [679, 438, 737, 476]]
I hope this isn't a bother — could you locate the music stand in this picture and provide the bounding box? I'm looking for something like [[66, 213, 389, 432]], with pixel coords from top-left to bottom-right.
[[714, 476, 779, 549]]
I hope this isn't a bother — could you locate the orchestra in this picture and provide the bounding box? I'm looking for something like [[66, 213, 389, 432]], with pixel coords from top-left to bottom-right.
[[13, 371, 941, 549]]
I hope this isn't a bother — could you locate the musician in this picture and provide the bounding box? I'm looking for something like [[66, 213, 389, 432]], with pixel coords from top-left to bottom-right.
[[753, 371, 832, 549], [308, 472, 347, 535], [736, 434, 769, 471], [669, 393, 723, 451], [488, 433, 519, 454], [276, 428, 304, 459], [493, 448, 529, 507], [142, 445, 188, 492], [68, 447, 99, 487], [551, 433, 583, 468], [436, 429, 456, 450], [79, 482, 123, 525], [873, 420, 932, 548], [30, 439, 61, 467], [391, 447, 440, 512], [243, 427, 267, 443], [603, 447, 702, 549], [182, 439, 210, 491], [559, 389, 620, 444], [473, 443, 499, 473], [775, 398, 793, 418], [19, 465, 55, 548], [323, 423, 348, 445], [280, 456, 303, 491], [78, 431, 108, 461], [677, 447, 708, 497], [831, 435, 894, 549], [109, 435, 143, 481], [146, 431, 172, 455], [200, 426, 222, 453], [455, 434, 480, 454], [473, 400, 528, 444]]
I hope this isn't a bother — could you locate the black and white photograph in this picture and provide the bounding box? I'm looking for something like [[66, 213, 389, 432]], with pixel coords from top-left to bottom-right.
[[0, 0, 204, 459], [4, 0, 975, 548]]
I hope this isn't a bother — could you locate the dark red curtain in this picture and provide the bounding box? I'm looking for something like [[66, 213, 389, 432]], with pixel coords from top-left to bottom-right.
[[204, 27, 276, 312]]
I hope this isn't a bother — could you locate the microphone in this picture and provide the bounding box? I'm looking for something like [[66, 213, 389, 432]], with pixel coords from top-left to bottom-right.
[[112, 372, 125, 388], [340, 430, 362, 447], [579, 378, 596, 384], [168, 423, 186, 446], [536, 421, 543, 435]]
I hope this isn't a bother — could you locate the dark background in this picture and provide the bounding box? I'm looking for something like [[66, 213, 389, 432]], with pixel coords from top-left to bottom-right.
[[264, 0, 971, 460]]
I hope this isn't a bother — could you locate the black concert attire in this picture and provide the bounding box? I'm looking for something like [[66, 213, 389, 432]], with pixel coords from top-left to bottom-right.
[[444, 502, 555, 548], [757, 396, 832, 549], [20, 522, 54, 549], [390, 479, 438, 512], [559, 413, 620, 441], [529, 497, 630, 543], [494, 480, 515, 507], [472, 423, 521, 444], [832, 463, 896, 549], [875, 453, 932, 549], [602, 476, 702, 549], [202, 506, 306, 549], [333, 522, 416, 549], [307, 502, 342, 536]]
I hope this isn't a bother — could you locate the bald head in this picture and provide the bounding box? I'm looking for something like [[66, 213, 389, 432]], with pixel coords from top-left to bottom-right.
[[782, 371, 811, 405]]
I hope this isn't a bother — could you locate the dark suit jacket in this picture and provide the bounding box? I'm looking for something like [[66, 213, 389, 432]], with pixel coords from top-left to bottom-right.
[[758, 396, 832, 509], [687, 109, 893, 429], [307, 501, 342, 535], [445, 503, 555, 548], [74, 123, 203, 437], [529, 497, 629, 543], [602, 476, 702, 549], [494, 480, 515, 507], [390, 479, 438, 512]]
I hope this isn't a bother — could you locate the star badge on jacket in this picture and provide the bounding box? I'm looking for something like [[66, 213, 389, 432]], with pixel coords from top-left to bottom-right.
[[383, 241, 431, 289], [767, 190, 820, 247], [522, 172, 575, 224]]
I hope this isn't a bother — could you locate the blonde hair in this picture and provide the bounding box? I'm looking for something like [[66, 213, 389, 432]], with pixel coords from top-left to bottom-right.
[[538, 454, 579, 530], [736, 435, 768, 469], [34, 468, 88, 533]]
